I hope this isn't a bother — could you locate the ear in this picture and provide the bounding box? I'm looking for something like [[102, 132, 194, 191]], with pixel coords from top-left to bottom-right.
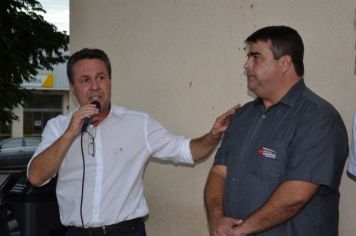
[[69, 83, 74, 92], [278, 55, 292, 73]]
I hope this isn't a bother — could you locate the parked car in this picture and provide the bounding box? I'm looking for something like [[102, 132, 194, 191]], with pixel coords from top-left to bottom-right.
[[0, 137, 41, 171]]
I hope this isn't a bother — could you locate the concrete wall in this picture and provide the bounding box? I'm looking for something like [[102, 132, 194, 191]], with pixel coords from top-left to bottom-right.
[[11, 107, 23, 137], [70, 1, 356, 235]]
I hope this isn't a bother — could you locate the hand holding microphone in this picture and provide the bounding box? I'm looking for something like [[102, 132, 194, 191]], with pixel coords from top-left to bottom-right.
[[81, 101, 101, 132]]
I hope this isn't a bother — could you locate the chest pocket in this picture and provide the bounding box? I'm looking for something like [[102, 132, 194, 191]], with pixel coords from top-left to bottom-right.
[[254, 140, 287, 179]]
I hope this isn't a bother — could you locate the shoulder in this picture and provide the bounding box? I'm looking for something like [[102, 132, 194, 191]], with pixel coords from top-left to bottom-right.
[[291, 87, 343, 129], [297, 87, 347, 137], [301, 88, 338, 116], [46, 112, 72, 127], [39, 112, 73, 138]]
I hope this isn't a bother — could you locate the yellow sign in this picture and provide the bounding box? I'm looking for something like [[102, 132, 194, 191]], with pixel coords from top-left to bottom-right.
[[42, 74, 54, 87], [22, 74, 55, 88]]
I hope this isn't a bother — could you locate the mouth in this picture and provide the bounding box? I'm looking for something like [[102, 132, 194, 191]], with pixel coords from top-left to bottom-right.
[[89, 95, 101, 101], [246, 75, 256, 81], [246, 72, 255, 77], [244, 70, 255, 78]]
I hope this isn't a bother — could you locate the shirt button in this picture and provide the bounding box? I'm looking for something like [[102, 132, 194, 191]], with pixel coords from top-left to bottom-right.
[[261, 114, 266, 119], [232, 177, 236, 182]]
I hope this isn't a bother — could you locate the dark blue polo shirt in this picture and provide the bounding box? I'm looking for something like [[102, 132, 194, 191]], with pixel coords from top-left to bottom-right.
[[214, 79, 348, 236]]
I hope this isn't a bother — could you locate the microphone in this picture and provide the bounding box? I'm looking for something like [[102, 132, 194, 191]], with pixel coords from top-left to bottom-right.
[[81, 101, 101, 132]]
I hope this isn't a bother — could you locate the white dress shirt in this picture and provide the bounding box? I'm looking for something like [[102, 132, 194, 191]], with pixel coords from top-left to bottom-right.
[[348, 112, 356, 177], [28, 105, 193, 227]]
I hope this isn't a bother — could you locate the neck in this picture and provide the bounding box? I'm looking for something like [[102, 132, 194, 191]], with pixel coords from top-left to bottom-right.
[[92, 103, 111, 127]]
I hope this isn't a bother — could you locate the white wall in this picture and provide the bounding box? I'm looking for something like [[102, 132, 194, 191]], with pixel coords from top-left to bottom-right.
[[70, 1, 356, 235], [11, 107, 23, 137]]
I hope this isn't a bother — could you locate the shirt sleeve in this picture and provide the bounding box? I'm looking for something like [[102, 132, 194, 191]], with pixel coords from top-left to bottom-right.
[[145, 114, 194, 164], [213, 108, 241, 166], [285, 110, 348, 189], [347, 112, 356, 177]]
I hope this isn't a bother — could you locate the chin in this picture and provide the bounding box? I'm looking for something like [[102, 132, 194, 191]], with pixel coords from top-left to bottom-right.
[[247, 83, 256, 91]]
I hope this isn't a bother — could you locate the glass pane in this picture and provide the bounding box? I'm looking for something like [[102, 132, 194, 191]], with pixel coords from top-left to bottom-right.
[[2, 139, 22, 148], [32, 112, 44, 136], [23, 111, 61, 137], [24, 138, 41, 146]]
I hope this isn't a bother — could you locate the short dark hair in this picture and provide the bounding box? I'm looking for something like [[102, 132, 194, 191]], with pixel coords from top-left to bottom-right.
[[67, 48, 112, 84], [245, 26, 304, 77]]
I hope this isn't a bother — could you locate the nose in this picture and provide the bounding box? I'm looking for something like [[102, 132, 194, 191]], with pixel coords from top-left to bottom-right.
[[243, 57, 252, 70], [89, 79, 100, 90]]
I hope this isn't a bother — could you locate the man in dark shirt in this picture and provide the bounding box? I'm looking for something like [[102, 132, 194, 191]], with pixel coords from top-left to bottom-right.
[[204, 25, 348, 236]]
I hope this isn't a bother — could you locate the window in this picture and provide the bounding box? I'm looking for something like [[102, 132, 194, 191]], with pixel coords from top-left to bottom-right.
[[2, 139, 22, 149], [24, 138, 41, 147], [23, 94, 63, 137]]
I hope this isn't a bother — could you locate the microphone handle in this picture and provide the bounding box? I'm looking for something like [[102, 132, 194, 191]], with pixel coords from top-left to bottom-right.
[[81, 101, 100, 133], [81, 117, 92, 133]]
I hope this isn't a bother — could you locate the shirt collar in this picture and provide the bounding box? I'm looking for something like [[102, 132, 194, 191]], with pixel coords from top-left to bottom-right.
[[279, 79, 306, 107], [109, 104, 126, 118], [254, 79, 306, 108]]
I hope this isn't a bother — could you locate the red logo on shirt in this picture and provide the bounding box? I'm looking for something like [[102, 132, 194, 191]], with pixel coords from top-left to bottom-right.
[[257, 146, 276, 159]]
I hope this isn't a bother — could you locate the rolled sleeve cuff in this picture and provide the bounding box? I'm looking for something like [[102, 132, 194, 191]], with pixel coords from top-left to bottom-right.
[[182, 139, 194, 164]]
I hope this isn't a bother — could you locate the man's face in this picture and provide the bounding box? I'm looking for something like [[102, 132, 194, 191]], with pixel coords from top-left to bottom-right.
[[243, 40, 281, 99], [69, 58, 111, 111]]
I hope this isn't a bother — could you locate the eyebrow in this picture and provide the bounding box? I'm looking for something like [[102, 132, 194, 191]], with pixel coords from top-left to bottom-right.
[[247, 52, 262, 57]]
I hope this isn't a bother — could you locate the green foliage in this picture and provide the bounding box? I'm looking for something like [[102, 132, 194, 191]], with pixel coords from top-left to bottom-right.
[[0, 0, 69, 125]]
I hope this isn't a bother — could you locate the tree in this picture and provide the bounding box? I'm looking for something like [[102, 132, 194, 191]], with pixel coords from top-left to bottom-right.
[[0, 0, 69, 126]]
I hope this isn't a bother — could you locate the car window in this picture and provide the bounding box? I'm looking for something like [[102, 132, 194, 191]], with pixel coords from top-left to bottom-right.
[[1, 139, 22, 149], [24, 139, 41, 147]]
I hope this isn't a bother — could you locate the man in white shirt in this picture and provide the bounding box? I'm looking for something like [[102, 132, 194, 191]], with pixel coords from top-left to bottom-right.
[[27, 48, 237, 236]]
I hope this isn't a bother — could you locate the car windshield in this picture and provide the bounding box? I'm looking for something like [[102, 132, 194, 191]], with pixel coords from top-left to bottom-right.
[[24, 139, 41, 147], [0, 137, 41, 171], [1, 139, 22, 149], [0, 138, 41, 150]]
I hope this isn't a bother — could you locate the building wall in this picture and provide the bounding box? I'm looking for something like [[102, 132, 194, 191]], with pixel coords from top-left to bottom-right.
[[10, 62, 70, 138], [70, 1, 356, 235], [11, 107, 23, 137]]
